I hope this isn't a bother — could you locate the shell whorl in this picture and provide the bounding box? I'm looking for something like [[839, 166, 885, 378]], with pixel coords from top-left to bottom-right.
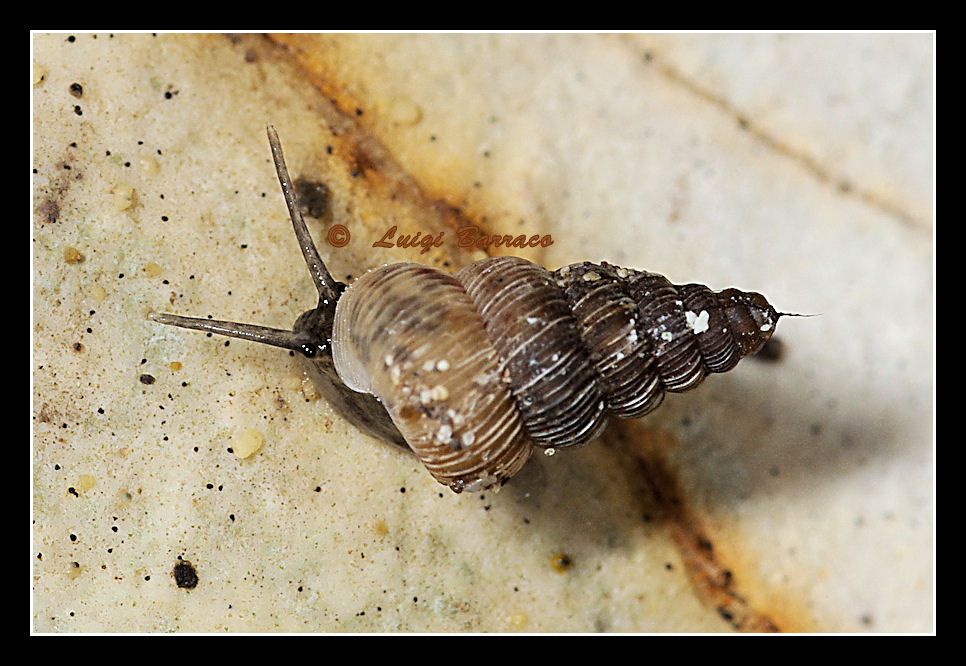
[[332, 263, 533, 493], [333, 256, 779, 492]]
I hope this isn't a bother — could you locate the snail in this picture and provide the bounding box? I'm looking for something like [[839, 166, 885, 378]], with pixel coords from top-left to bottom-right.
[[150, 127, 790, 494]]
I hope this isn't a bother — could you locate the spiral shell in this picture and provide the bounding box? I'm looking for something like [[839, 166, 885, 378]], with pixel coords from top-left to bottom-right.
[[333, 256, 780, 493], [149, 128, 785, 496]]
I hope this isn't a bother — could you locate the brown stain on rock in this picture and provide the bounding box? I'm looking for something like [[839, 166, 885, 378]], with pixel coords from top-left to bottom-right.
[[35, 147, 85, 227], [37, 402, 57, 424], [38, 198, 61, 224], [293, 177, 331, 219], [262, 34, 501, 264], [609, 421, 806, 632]]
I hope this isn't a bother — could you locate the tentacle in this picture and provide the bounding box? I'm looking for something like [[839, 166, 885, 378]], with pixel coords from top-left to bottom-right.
[[266, 125, 342, 306], [148, 312, 318, 357]]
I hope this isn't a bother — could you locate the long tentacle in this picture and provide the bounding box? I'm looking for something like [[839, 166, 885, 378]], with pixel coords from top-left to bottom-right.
[[148, 312, 319, 356], [266, 125, 342, 305]]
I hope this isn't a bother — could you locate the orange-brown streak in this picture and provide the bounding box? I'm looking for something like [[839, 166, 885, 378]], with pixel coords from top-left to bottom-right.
[[263, 34, 488, 249], [611, 422, 785, 633]]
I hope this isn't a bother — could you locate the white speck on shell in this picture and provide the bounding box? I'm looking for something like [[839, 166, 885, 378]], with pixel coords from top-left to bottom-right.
[[447, 409, 465, 427], [685, 310, 710, 334], [420, 384, 450, 404]]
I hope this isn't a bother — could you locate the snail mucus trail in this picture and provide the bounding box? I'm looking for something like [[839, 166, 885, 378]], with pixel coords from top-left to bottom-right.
[[150, 126, 794, 494]]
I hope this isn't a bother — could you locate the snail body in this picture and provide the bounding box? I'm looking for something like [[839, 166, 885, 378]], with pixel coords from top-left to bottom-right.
[[150, 127, 784, 494]]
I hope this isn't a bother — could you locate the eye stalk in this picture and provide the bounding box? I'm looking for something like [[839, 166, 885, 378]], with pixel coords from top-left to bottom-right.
[[266, 125, 342, 307], [146, 312, 321, 357]]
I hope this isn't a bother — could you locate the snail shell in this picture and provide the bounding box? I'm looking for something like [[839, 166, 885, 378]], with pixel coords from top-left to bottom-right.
[[332, 257, 779, 493], [149, 127, 784, 495]]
